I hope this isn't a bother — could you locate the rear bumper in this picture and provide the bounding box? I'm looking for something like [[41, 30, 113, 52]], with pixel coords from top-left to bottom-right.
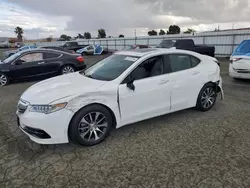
[[76, 63, 87, 71], [229, 64, 250, 79]]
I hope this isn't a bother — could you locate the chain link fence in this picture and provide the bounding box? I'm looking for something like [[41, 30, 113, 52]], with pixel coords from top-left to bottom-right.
[[36, 29, 250, 57]]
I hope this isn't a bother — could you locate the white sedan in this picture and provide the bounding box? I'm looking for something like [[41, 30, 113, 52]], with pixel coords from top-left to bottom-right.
[[229, 39, 250, 79], [17, 48, 224, 146]]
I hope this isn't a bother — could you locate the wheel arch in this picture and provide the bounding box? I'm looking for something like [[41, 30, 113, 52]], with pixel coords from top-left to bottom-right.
[[67, 102, 117, 138]]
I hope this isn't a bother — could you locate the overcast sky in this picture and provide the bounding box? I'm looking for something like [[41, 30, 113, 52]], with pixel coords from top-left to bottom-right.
[[1, 0, 250, 39]]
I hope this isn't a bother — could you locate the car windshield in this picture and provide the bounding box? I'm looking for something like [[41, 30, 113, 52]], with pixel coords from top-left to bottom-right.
[[3, 52, 21, 63], [82, 54, 139, 81]]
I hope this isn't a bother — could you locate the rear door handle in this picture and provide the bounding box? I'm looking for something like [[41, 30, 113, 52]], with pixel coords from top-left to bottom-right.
[[38, 62, 45, 65], [159, 80, 169, 85], [192, 71, 200, 75]]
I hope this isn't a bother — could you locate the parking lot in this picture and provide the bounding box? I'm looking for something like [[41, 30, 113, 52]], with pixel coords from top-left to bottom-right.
[[0, 54, 250, 188]]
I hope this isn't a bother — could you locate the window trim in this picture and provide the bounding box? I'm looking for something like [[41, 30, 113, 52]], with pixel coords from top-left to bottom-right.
[[120, 55, 166, 84], [166, 53, 201, 73]]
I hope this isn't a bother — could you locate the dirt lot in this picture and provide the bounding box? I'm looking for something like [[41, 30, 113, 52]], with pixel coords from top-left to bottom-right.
[[0, 56, 250, 188]]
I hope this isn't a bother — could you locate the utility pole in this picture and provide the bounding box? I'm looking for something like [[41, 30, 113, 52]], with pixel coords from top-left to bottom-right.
[[134, 29, 137, 38]]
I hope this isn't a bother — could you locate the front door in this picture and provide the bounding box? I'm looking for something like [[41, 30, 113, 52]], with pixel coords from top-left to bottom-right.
[[9, 52, 46, 79], [118, 55, 171, 125]]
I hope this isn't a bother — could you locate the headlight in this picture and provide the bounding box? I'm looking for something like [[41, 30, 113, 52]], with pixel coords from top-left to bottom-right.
[[29, 103, 67, 114]]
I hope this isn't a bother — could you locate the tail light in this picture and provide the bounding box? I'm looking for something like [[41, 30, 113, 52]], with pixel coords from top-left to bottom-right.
[[230, 58, 242, 64], [76, 56, 84, 63]]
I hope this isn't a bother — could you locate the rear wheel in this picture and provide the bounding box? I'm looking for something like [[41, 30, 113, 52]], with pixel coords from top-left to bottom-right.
[[69, 105, 113, 146], [196, 83, 217, 111], [0, 73, 9, 86], [60, 65, 75, 75]]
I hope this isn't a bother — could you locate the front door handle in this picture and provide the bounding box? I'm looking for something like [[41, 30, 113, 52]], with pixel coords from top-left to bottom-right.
[[159, 80, 169, 85], [38, 62, 45, 65]]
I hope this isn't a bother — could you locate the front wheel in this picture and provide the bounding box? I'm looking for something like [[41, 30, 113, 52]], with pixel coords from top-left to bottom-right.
[[196, 83, 217, 111], [60, 65, 75, 75], [0, 73, 10, 86], [69, 105, 113, 146]]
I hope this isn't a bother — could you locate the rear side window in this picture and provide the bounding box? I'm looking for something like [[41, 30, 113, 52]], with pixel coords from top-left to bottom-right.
[[190, 56, 200, 67], [44, 52, 61, 59], [168, 54, 192, 72]]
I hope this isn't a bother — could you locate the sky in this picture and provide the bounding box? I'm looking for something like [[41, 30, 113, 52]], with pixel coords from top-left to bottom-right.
[[0, 0, 250, 39]]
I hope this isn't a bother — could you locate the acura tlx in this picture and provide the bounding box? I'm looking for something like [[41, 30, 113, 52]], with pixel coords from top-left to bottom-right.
[[16, 48, 224, 146]]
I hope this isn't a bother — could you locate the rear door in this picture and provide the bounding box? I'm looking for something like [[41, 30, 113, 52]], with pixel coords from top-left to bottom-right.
[[42, 52, 63, 73], [9, 52, 47, 79], [166, 53, 203, 111]]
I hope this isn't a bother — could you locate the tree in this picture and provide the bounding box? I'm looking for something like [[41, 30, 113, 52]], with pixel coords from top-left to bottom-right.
[[60, 34, 71, 41], [98, 29, 106, 38], [159, 29, 166, 35], [148, 30, 157, 36], [183, 28, 196, 34], [84, 32, 91, 39], [167, 25, 181, 34], [46, 37, 53, 42], [77, 33, 84, 39], [14, 27, 24, 42], [119, 34, 124, 38]]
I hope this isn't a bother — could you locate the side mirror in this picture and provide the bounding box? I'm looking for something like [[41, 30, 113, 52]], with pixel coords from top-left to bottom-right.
[[126, 76, 135, 91]]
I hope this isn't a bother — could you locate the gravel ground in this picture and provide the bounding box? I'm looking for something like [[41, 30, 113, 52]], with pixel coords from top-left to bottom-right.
[[0, 56, 250, 188]]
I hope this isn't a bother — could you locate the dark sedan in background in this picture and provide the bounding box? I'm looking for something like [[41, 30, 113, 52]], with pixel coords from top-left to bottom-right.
[[0, 49, 86, 86]]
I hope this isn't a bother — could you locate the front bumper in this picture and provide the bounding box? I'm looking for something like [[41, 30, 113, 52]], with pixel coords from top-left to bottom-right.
[[17, 108, 74, 145], [229, 64, 250, 79]]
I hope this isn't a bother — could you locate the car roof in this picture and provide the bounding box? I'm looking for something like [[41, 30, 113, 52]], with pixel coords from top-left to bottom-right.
[[20, 48, 70, 54], [116, 48, 199, 57]]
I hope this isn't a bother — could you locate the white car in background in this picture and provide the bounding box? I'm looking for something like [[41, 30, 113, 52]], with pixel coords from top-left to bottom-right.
[[17, 48, 223, 146], [229, 39, 250, 79]]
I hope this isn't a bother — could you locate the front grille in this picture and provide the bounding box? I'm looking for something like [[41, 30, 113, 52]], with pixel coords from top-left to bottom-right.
[[17, 100, 29, 114]]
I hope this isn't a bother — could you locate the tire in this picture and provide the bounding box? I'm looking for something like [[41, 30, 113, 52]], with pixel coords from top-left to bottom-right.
[[0, 73, 10, 86], [196, 83, 217, 111], [60, 65, 75, 75], [69, 104, 113, 146]]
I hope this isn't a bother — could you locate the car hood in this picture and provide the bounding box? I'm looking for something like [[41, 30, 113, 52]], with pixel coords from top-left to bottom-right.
[[21, 72, 108, 104]]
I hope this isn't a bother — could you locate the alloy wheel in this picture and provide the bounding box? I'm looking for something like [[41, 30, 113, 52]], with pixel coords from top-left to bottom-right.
[[0, 74, 8, 86], [62, 66, 74, 74], [201, 87, 216, 109], [78, 112, 108, 142]]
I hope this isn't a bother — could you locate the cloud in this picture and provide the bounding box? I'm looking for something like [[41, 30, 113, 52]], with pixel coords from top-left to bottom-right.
[[3, 0, 250, 38]]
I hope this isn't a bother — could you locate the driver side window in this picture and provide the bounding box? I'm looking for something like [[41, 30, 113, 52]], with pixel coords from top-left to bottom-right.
[[18, 53, 43, 63], [124, 56, 164, 82]]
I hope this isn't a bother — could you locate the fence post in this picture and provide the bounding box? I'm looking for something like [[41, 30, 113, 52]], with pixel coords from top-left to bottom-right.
[[231, 34, 236, 54], [115, 39, 117, 50], [124, 39, 126, 49], [107, 40, 108, 52], [203, 36, 205, 45]]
